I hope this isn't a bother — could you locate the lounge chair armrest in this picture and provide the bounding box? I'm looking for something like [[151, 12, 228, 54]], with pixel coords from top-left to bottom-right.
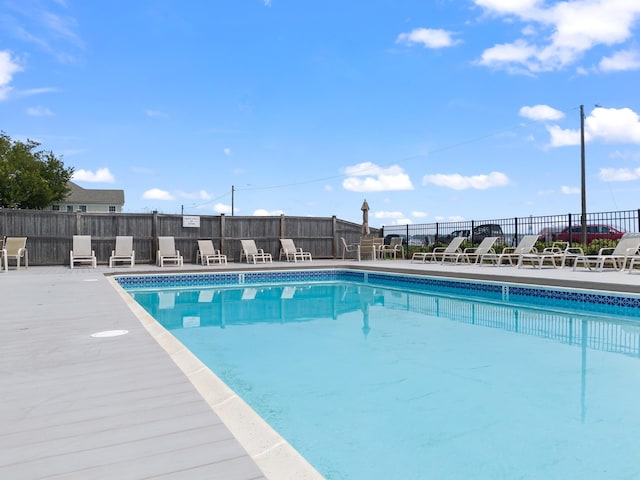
[[463, 247, 477, 253], [565, 247, 584, 255], [597, 247, 615, 255], [502, 247, 515, 254], [432, 247, 445, 253]]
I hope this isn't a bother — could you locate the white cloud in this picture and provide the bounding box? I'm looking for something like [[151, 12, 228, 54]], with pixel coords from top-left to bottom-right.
[[342, 162, 414, 192], [599, 49, 640, 72], [396, 28, 460, 49], [373, 211, 405, 219], [0, 50, 22, 100], [198, 190, 212, 200], [546, 124, 582, 147], [253, 209, 284, 216], [422, 171, 510, 190], [585, 107, 640, 143], [477, 39, 539, 73], [224, 148, 231, 156], [143, 188, 174, 200], [599, 167, 640, 182], [474, 0, 640, 73], [519, 104, 564, 121], [263, 0, 272, 6], [610, 150, 640, 161], [412, 211, 428, 218], [560, 185, 579, 194], [72, 167, 115, 183], [26, 106, 54, 116], [395, 218, 413, 225], [547, 107, 640, 147], [475, 0, 540, 15], [214, 202, 232, 214], [324, 184, 333, 191], [16, 87, 57, 97], [176, 190, 213, 201]]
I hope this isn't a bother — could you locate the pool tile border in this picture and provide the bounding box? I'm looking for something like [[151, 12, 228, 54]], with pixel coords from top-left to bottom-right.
[[115, 268, 640, 316]]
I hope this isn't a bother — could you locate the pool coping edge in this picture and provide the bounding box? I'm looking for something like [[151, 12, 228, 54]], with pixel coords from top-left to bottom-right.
[[106, 276, 324, 480]]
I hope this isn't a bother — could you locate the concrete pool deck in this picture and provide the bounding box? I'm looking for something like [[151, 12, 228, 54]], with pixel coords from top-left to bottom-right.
[[2, 259, 639, 479]]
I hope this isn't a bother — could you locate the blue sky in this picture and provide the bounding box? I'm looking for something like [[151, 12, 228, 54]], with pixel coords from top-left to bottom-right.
[[1, 0, 640, 227]]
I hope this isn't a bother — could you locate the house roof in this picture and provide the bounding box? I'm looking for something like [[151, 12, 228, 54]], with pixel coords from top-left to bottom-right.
[[65, 182, 125, 205]]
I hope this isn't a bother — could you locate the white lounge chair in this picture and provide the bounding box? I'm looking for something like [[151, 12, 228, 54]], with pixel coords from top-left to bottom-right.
[[341, 237, 358, 260], [157, 236, 183, 267], [70, 235, 97, 268], [412, 237, 465, 263], [358, 237, 379, 261], [516, 241, 582, 268], [109, 236, 135, 268], [240, 239, 273, 263], [479, 235, 539, 266], [380, 237, 405, 259], [1, 237, 28, 271], [197, 239, 227, 265], [279, 238, 312, 262], [627, 254, 640, 274], [442, 236, 498, 264], [573, 232, 640, 271]]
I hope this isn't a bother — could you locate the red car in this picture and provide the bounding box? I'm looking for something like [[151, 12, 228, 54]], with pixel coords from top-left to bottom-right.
[[556, 224, 624, 243]]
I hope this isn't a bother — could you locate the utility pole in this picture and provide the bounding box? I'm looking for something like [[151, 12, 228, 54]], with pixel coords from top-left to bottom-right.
[[580, 105, 587, 245], [231, 185, 235, 216]]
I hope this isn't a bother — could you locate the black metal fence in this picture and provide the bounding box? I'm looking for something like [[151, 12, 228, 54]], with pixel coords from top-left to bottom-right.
[[381, 209, 640, 250], [0, 210, 373, 265]]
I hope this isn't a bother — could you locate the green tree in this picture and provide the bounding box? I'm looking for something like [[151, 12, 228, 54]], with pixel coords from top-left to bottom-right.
[[0, 132, 74, 209]]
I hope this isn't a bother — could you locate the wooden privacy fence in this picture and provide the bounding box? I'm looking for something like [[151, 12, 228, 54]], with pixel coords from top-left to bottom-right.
[[0, 210, 369, 266]]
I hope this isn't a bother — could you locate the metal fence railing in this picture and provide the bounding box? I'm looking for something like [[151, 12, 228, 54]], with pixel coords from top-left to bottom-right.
[[381, 209, 640, 251]]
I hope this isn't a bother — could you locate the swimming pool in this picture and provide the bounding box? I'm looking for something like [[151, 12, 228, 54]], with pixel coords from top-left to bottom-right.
[[118, 269, 640, 479]]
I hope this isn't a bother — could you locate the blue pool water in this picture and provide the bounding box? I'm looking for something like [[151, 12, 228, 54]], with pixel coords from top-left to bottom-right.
[[121, 271, 640, 480]]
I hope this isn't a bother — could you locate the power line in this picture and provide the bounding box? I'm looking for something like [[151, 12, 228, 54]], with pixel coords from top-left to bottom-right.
[[190, 111, 584, 212]]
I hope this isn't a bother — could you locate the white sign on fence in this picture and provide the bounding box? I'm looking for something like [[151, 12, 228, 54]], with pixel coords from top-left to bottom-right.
[[182, 215, 200, 228]]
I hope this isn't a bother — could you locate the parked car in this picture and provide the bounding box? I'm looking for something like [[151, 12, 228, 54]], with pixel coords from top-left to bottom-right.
[[471, 224, 504, 244], [437, 229, 469, 245], [556, 224, 624, 243], [408, 234, 427, 247], [538, 226, 565, 243], [438, 224, 504, 245], [450, 229, 471, 239]]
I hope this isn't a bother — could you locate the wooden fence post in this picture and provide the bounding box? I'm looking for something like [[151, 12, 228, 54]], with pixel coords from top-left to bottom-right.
[[332, 215, 337, 258], [220, 213, 226, 253]]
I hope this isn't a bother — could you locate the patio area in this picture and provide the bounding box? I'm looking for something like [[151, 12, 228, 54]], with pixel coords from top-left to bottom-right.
[[1, 259, 639, 479]]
